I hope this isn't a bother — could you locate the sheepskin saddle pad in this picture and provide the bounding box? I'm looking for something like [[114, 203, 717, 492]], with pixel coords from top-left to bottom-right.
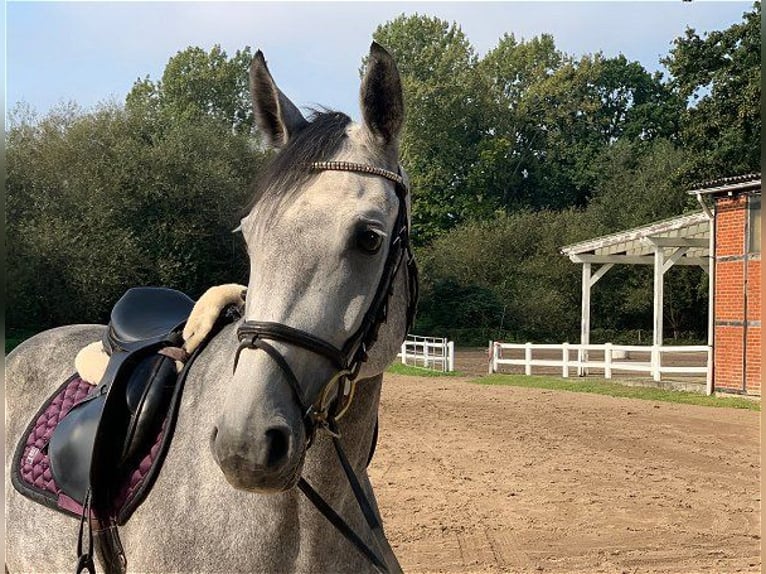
[[11, 286, 238, 525]]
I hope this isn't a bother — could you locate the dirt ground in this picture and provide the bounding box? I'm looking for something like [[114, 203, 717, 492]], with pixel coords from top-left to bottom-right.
[[369, 372, 760, 574]]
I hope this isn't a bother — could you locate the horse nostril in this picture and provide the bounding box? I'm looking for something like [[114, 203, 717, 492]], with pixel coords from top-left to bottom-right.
[[264, 426, 290, 469], [210, 426, 219, 458]]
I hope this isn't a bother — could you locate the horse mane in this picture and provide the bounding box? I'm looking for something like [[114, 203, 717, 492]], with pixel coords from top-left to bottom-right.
[[248, 109, 352, 214]]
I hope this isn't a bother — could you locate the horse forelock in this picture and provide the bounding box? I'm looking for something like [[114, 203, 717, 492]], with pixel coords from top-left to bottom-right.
[[247, 110, 352, 216]]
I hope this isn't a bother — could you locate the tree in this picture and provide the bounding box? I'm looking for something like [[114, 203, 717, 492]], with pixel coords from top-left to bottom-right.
[[468, 34, 566, 211], [126, 45, 255, 135], [483, 50, 680, 210], [416, 208, 596, 343], [6, 102, 265, 330], [586, 138, 694, 233], [372, 15, 494, 244], [663, 2, 760, 182]]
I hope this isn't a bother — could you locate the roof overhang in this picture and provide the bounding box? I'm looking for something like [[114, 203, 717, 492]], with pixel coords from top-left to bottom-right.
[[560, 211, 710, 266], [686, 173, 761, 197]]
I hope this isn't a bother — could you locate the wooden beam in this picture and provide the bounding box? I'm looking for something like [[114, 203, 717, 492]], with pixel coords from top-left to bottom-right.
[[570, 254, 708, 266], [662, 247, 690, 274], [580, 262, 591, 376], [589, 263, 614, 287], [644, 237, 709, 248]]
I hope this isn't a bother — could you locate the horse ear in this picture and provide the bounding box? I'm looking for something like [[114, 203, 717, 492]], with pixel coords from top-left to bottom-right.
[[250, 51, 308, 148], [360, 42, 404, 148]]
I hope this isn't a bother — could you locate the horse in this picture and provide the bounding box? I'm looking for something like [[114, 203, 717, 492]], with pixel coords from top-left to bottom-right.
[[5, 42, 416, 574]]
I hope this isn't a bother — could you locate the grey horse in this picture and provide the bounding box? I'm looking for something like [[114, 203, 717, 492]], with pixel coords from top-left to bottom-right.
[[6, 42, 413, 573]]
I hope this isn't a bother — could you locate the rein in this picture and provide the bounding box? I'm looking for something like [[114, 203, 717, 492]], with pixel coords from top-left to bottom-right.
[[234, 161, 417, 574]]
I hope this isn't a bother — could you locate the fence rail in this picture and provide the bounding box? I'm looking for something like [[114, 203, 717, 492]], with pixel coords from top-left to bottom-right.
[[399, 335, 455, 372], [488, 341, 710, 382]]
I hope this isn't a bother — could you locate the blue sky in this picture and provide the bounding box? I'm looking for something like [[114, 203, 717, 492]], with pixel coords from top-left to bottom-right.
[[5, 1, 753, 122]]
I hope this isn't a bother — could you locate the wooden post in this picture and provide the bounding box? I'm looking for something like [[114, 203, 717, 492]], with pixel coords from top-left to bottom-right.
[[653, 248, 664, 382], [525, 342, 532, 376], [580, 262, 592, 376], [488, 341, 494, 374], [604, 343, 612, 379], [562, 342, 569, 378]]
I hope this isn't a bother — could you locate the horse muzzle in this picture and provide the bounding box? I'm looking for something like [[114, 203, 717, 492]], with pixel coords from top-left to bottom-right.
[[211, 421, 305, 493]]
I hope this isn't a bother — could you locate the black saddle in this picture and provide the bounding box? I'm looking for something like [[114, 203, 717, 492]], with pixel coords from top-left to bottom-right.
[[11, 286, 239, 574], [48, 287, 195, 509]]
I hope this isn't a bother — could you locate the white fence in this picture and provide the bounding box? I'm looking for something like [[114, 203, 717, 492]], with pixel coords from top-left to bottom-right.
[[488, 342, 710, 382], [399, 335, 455, 372]]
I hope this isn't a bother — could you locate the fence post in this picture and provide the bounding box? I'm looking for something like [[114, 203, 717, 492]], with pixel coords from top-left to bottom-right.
[[651, 345, 661, 382], [401, 342, 407, 365], [424, 341, 430, 369], [489, 341, 496, 374], [525, 342, 532, 376], [604, 343, 612, 379], [562, 343, 569, 378], [447, 341, 455, 372]]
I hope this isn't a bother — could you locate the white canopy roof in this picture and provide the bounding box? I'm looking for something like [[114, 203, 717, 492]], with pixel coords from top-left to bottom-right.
[[560, 211, 710, 267]]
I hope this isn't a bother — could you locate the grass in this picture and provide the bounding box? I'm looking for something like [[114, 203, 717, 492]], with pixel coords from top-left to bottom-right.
[[387, 363, 464, 377], [478, 374, 760, 411]]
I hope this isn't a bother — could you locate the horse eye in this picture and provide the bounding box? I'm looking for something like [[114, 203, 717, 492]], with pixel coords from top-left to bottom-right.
[[356, 228, 384, 254]]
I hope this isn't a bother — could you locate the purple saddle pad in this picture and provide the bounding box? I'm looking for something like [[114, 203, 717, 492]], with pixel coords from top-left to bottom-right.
[[11, 374, 167, 524]]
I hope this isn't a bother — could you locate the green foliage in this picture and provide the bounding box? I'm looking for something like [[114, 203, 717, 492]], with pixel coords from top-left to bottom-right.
[[662, 2, 760, 182], [417, 138, 710, 345], [7, 7, 757, 348], [6, 101, 265, 330], [374, 16, 684, 244], [373, 15, 495, 243], [587, 138, 694, 231], [126, 45, 256, 135], [5, 328, 38, 354], [416, 209, 593, 344], [483, 50, 680, 210]]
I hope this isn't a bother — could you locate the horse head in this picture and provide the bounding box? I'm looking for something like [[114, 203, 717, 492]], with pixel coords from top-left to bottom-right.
[[211, 43, 415, 493]]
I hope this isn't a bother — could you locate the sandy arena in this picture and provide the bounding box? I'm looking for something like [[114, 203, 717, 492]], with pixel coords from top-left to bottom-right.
[[369, 371, 760, 573]]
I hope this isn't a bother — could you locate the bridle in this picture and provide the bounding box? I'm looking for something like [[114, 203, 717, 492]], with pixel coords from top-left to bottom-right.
[[234, 160, 417, 438], [233, 160, 418, 573]]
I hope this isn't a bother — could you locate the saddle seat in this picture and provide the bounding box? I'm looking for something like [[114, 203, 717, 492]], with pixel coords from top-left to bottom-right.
[[48, 287, 195, 512], [105, 286, 195, 350]]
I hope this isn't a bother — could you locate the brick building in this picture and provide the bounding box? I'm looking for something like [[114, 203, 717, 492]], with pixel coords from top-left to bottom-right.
[[561, 173, 761, 396], [690, 174, 761, 395]]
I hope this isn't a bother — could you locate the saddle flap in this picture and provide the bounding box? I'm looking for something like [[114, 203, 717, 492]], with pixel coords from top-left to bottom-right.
[[48, 390, 106, 505], [106, 287, 194, 349]]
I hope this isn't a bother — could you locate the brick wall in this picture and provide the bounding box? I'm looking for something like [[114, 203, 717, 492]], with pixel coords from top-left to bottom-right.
[[716, 198, 746, 255], [713, 195, 761, 395]]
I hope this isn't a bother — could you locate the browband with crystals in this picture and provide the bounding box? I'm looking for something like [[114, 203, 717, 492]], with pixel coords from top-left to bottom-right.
[[310, 161, 406, 189]]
